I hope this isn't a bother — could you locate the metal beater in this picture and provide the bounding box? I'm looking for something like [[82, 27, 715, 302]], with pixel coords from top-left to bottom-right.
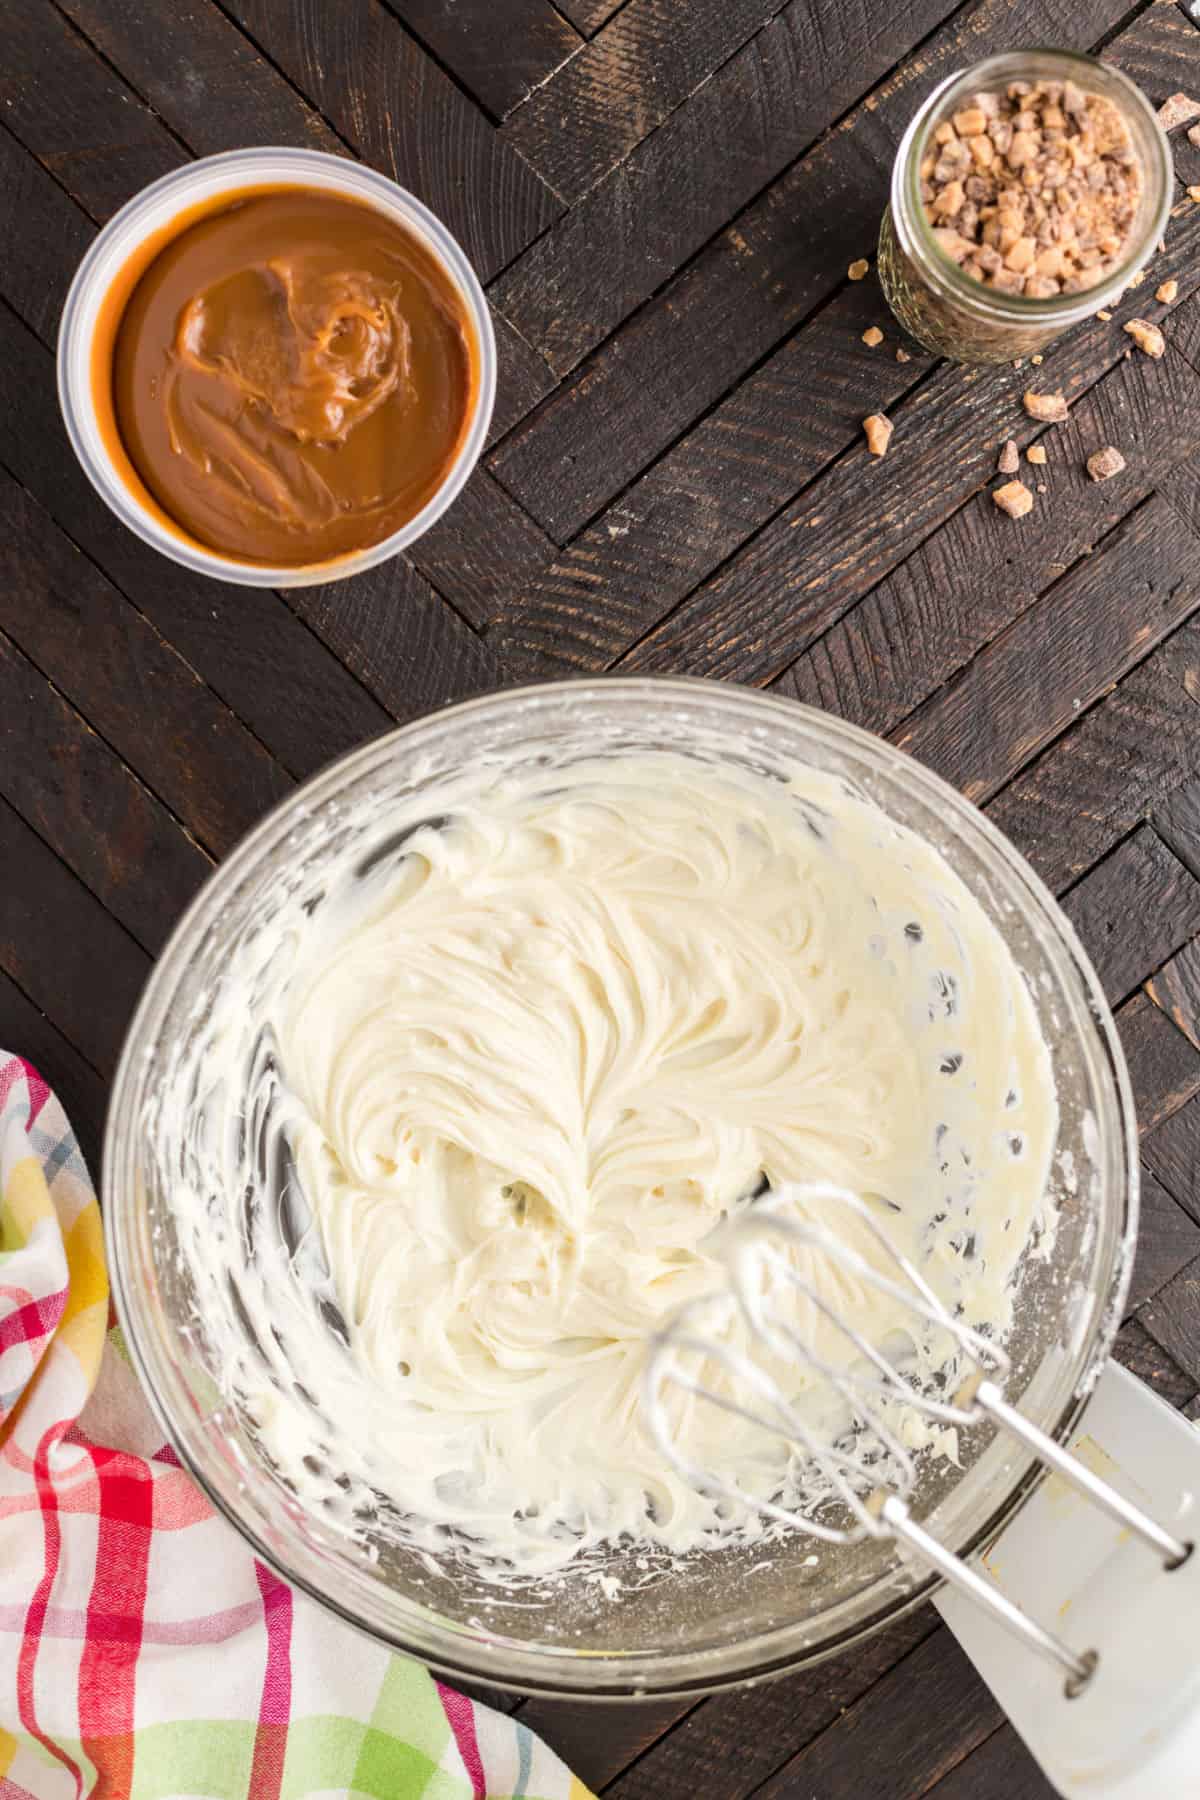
[[643, 1183, 1191, 1695]]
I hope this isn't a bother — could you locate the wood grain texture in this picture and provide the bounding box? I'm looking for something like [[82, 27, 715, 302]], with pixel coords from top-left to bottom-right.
[[1060, 827, 1200, 1004], [489, 312, 561, 446], [925, 1725, 1050, 1800], [604, 1610, 935, 1799], [53, 0, 347, 159], [1148, 937, 1200, 1049], [1112, 1315, 1199, 1411], [388, 0, 582, 120], [0, 120, 92, 341], [0, 968, 109, 1171], [620, 211, 1200, 683], [411, 471, 558, 630], [986, 621, 1200, 896], [1118, 988, 1200, 1133], [221, 0, 562, 279], [0, 473, 289, 858], [1104, 0, 1200, 187], [501, 0, 787, 204], [554, 0, 629, 36], [0, 304, 391, 782], [285, 560, 504, 723], [0, 630, 210, 954], [752, 1627, 1003, 1800], [491, 279, 935, 667], [1128, 1164, 1200, 1315], [517, 1695, 697, 1793], [1155, 769, 1200, 883], [1139, 1254, 1200, 1383], [1143, 1090, 1200, 1225], [0, 0, 185, 218], [779, 338, 1200, 737], [489, 0, 1133, 538], [0, 797, 150, 1079], [895, 500, 1200, 806]]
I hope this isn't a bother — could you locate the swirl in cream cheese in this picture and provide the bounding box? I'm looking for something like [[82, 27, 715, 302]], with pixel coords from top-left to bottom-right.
[[160, 757, 1056, 1580]]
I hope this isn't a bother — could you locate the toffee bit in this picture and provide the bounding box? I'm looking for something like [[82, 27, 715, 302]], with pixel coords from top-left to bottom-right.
[[1189, 186, 1200, 204], [896, 346, 912, 362], [998, 438, 1020, 475], [1026, 444, 1047, 465], [1086, 445, 1126, 482], [993, 479, 1034, 518], [921, 78, 1144, 297], [1157, 93, 1200, 132], [1156, 278, 1179, 304], [1023, 389, 1069, 422], [1124, 317, 1165, 356], [1125, 268, 1146, 289], [1096, 308, 1112, 320], [863, 413, 893, 457], [862, 325, 884, 347], [848, 258, 870, 280]]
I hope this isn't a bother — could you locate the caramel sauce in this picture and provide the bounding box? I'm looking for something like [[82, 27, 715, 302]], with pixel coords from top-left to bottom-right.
[[97, 186, 478, 567]]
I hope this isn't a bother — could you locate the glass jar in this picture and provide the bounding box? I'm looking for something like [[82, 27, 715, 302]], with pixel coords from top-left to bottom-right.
[[878, 50, 1171, 364]]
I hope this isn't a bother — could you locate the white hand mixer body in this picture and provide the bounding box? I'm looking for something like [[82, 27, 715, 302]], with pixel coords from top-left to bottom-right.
[[644, 1185, 1200, 1799]]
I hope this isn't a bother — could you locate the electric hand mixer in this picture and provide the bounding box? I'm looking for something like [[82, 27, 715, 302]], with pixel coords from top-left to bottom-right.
[[646, 1184, 1200, 1799]]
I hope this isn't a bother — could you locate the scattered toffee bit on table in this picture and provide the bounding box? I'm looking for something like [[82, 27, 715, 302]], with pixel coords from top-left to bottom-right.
[[997, 439, 1020, 474], [848, 258, 870, 280], [1189, 186, 1200, 204], [896, 347, 911, 362], [1026, 444, 1047, 465], [1157, 93, 1200, 132], [1157, 278, 1179, 304], [863, 414, 893, 457], [922, 78, 1142, 297], [993, 479, 1034, 519], [862, 326, 884, 347], [1124, 317, 1164, 356], [1086, 445, 1126, 481], [1096, 307, 1112, 320], [1023, 389, 1069, 422]]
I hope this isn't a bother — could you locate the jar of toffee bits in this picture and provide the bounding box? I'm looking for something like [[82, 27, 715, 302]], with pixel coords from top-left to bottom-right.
[[878, 50, 1171, 363]]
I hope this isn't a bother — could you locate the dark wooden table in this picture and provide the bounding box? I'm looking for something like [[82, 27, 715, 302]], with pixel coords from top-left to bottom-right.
[[4, 0, 1200, 1792]]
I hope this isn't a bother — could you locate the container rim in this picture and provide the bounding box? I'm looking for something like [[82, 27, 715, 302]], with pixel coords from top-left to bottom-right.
[[889, 48, 1173, 329], [102, 677, 1139, 1697], [56, 147, 496, 588]]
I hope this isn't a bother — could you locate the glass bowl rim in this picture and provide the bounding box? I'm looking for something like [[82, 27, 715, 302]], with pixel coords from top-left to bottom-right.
[[102, 676, 1138, 1698]]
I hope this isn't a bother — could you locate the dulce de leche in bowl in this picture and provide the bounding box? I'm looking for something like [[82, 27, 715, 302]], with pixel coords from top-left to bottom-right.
[[59, 151, 495, 586]]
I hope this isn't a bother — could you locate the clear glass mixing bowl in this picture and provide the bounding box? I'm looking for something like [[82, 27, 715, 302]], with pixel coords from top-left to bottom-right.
[[104, 679, 1137, 1698]]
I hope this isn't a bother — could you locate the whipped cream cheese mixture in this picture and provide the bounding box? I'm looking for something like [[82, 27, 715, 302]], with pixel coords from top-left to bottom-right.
[[160, 755, 1057, 1581]]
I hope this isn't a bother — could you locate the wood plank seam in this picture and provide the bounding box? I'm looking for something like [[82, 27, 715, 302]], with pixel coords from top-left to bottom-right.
[[486, 0, 981, 389], [0, 620, 217, 872], [0, 961, 107, 1081], [498, 0, 799, 207], [0, 443, 304, 791], [976, 507, 1200, 840], [487, 260, 936, 565], [44, 0, 198, 171], [607, 325, 1157, 681], [372, 0, 571, 129], [485, 0, 1136, 537]]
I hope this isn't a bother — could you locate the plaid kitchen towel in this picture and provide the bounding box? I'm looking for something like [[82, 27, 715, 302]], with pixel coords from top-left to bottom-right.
[[0, 1052, 596, 1800]]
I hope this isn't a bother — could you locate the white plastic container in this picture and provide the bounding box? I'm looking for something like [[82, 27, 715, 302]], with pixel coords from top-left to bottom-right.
[[56, 148, 496, 588]]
